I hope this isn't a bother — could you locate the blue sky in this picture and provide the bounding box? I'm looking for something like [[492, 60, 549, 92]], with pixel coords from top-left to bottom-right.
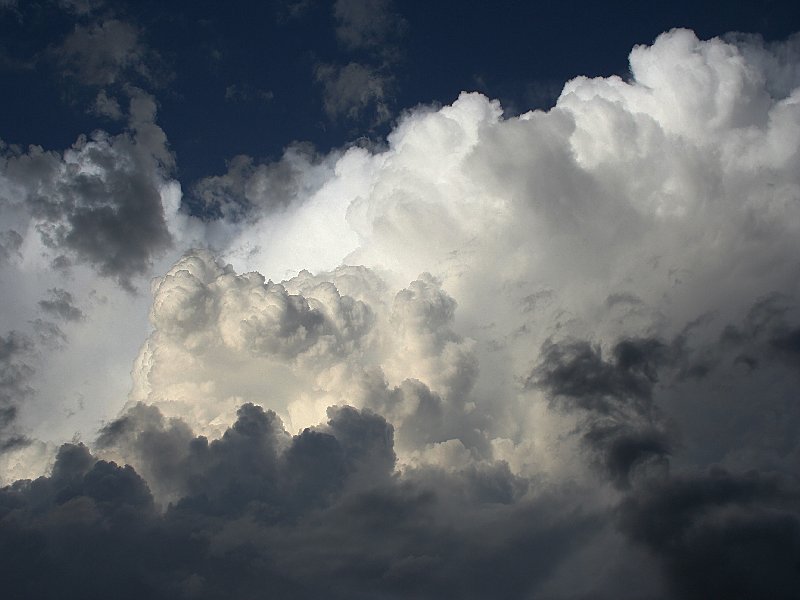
[[3, 0, 798, 188]]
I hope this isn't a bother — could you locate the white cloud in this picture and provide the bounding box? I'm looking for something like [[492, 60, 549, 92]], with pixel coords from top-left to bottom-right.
[[206, 30, 800, 479]]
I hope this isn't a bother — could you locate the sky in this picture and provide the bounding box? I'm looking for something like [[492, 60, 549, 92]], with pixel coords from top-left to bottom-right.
[[1, 0, 800, 598]]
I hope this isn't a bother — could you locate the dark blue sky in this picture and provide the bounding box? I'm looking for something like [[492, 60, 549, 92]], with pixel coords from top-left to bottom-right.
[[2, 0, 799, 194]]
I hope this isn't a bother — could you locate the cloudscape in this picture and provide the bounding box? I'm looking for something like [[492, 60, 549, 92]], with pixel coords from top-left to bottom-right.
[[1, 1, 800, 598]]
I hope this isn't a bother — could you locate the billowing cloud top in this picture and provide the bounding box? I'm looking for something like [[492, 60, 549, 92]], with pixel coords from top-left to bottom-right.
[[1, 27, 800, 600]]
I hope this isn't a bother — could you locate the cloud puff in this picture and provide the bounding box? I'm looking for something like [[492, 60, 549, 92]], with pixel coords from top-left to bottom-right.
[[38, 288, 84, 322], [192, 144, 332, 222], [0, 229, 21, 263], [314, 0, 405, 126], [129, 250, 380, 435], [129, 250, 487, 459], [315, 61, 394, 124], [0, 91, 175, 289], [1, 402, 606, 600], [55, 19, 150, 87], [0, 331, 34, 451], [89, 89, 124, 120], [533, 337, 672, 489]]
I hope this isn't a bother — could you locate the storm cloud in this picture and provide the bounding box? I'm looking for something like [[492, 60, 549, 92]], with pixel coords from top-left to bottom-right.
[[1, 23, 800, 600], [2, 404, 600, 600]]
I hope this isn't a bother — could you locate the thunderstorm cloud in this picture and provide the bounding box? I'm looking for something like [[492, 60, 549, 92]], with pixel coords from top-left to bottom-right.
[[1, 8, 799, 598]]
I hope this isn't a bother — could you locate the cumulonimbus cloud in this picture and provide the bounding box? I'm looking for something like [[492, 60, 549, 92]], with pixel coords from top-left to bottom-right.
[[2, 28, 800, 599]]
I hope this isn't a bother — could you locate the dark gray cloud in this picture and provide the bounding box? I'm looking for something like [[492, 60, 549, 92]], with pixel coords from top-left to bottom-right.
[[315, 61, 393, 124], [192, 144, 327, 222], [0, 331, 34, 451], [533, 337, 668, 415], [7, 316, 800, 599], [772, 327, 800, 362], [89, 89, 124, 120], [29, 318, 67, 350], [55, 171, 170, 287], [583, 423, 671, 490], [531, 320, 800, 598], [618, 468, 800, 600], [0, 443, 162, 600], [532, 337, 673, 489], [719, 293, 800, 371], [38, 288, 84, 322], [0, 229, 21, 263], [97, 402, 394, 514], [54, 19, 162, 88], [0, 92, 174, 290], [2, 402, 601, 599], [527, 308, 800, 597], [605, 292, 644, 308]]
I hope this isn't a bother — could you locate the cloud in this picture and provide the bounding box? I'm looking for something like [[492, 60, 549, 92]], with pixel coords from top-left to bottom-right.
[[0, 229, 21, 263], [618, 468, 800, 600], [1, 402, 602, 600], [38, 288, 85, 322], [718, 293, 800, 371], [533, 338, 668, 414], [89, 89, 124, 120], [0, 331, 33, 451], [333, 0, 405, 54], [29, 318, 68, 350], [2, 27, 800, 599], [96, 401, 396, 513], [315, 61, 393, 124], [0, 80, 196, 464], [0, 443, 160, 599], [127, 249, 489, 459], [192, 144, 330, 222], [0, 90, 175, 289], [55, 19, 149, 87], [533, 337, 673, 489], [314, 0, 405, 126], [127, 250, 382, 437]]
